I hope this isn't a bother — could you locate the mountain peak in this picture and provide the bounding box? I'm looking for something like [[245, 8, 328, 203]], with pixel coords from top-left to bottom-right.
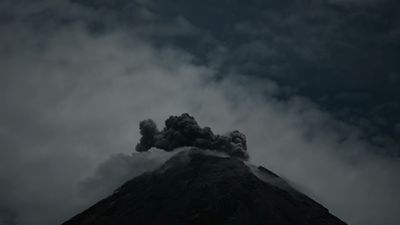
[[62, 115, 347, 225], [63, 149, 346, 225]]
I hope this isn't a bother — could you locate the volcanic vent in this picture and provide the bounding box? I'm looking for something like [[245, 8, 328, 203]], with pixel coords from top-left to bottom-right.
[[63, 113, 347, 225]]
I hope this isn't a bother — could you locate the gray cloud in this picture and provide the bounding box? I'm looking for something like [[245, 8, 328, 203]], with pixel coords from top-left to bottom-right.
[[0, 1, 399, 225], [135, 113, 249, 159], [78, 149, 174, 202]]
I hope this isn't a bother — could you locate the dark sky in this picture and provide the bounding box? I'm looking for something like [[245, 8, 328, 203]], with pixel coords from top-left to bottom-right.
[[0, 0, 399, 225], [72, 0, 400, 150]]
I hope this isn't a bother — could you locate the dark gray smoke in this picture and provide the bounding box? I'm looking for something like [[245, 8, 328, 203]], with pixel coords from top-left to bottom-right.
[[135, 113, 249, 160]]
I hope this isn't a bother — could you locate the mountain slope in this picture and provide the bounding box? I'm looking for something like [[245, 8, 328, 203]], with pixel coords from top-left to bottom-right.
[[63, 149, 347, 225]]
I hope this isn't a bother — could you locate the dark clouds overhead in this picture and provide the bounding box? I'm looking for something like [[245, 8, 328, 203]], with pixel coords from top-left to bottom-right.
[[72, 0, 400, 150], [0, 1, 400, 225]]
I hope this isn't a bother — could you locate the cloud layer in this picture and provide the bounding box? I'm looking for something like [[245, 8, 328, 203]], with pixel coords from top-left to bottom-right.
[[0, 1, 399, 225]]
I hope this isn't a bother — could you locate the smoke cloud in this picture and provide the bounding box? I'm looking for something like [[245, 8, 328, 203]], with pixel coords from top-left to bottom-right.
[[135, 113, 249, 159]]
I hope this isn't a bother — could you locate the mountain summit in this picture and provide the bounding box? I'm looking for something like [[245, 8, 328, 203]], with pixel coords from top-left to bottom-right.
[[63, 114, 347, 225]]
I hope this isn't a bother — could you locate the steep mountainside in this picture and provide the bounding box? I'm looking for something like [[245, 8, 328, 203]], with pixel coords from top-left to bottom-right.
[[63, 149, 347, 225]]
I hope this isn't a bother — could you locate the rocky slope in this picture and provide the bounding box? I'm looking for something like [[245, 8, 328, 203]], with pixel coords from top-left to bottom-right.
[[63, 149, 347, 225]]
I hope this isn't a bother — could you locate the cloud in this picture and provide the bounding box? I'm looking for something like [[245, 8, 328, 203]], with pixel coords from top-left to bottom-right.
[[78, 149, 174, 202], [0, 1, 399, 225], [135, 113, 249, 159]]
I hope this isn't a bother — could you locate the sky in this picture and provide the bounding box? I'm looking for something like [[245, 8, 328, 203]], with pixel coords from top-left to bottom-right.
[[0, 0, 399, 225]]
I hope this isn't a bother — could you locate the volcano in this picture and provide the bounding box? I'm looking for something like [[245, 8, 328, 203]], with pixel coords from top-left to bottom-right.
[[62, 114, 347, 225]]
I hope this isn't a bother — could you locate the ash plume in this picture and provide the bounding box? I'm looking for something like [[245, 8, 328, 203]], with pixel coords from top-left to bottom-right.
[[135, 113, 249, 160]]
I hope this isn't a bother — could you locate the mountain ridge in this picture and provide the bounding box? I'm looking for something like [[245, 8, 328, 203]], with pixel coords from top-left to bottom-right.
[[63, 149, 347, 225]]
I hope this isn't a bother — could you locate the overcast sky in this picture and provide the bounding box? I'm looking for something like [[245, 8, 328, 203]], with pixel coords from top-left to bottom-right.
[[0, 1, 399, 225]]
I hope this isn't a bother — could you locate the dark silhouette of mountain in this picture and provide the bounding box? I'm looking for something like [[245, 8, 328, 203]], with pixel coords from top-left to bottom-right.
[[63, 114, 347, 225], [63, 149, 347, 225]]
